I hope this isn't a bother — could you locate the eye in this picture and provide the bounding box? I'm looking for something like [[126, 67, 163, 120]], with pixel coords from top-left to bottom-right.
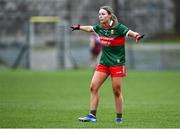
[[101, 13, 105, 16], [99, 13, 105, 16]]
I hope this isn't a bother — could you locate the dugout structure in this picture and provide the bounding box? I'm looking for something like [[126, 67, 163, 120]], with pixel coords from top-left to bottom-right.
[[26, 16, 72, 70]]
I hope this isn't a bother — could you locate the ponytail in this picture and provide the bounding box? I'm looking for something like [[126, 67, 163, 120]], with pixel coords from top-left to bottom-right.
[[111, 13, 118, 27]]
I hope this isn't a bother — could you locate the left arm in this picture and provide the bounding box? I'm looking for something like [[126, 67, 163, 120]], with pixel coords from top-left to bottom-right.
[[118, 24, 144, 43], [127, 30, 139, 38], [127, 30, 144, 43]]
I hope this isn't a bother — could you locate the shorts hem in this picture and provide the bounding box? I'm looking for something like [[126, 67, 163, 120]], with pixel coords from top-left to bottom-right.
[[111, 74, 126, 78]]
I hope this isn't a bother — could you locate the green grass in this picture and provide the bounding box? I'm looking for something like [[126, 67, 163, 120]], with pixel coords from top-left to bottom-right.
[[0, 69, 180, 128]]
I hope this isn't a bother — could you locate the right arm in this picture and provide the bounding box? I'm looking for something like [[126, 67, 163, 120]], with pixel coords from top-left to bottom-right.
[[71, 25, 94, 32], [80, 26, 93, 32]]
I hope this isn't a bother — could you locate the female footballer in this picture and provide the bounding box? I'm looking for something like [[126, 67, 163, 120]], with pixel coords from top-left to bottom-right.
[[71, 6, 144, 123]]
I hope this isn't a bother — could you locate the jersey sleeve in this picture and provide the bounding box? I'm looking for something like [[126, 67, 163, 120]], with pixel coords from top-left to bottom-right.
[[117, 23, 129, 36], [93, 25, 99, 33]]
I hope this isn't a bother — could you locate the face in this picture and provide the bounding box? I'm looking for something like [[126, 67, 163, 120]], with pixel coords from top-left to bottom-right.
[[98, 9, 111, 24]]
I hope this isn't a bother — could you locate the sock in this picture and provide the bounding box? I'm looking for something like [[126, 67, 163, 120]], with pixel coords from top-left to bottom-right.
[[90, 109, 96, 117], [117, 113, 122, 118]]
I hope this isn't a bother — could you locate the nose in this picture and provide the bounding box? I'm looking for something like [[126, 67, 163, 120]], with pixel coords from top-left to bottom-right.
[[99, 15, 102, 19]]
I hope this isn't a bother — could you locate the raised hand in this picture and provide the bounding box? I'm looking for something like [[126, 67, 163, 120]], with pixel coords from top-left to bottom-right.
[[135, 34, 145, 43], [70, 24, 80, 31]]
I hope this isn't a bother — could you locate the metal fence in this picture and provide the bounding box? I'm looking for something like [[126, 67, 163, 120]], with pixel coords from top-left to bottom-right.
[[0, 0, 178, 70], [126, 43, 180, 70]]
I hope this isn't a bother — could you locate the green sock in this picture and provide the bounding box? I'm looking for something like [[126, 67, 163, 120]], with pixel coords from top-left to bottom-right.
[[117, 113, 122, 118], [90, 110, 96, 116]]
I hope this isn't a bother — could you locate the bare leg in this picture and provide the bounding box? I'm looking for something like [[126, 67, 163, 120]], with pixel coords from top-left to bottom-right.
[[111, 77, 123, 113], [90, 71, 109, 110]]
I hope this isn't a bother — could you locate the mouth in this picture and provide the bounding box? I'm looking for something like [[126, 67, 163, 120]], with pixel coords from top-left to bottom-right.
[[99, 19, 104, 22]]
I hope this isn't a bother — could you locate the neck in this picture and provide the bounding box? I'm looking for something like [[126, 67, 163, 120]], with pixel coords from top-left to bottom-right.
[[102, 20, 111, 29]]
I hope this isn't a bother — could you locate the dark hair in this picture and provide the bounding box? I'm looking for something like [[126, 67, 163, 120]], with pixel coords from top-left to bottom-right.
[[100, 6, 118, 27]]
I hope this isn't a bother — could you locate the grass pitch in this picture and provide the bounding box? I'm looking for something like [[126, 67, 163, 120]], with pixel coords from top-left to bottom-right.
[[0, 69, 180, 128]]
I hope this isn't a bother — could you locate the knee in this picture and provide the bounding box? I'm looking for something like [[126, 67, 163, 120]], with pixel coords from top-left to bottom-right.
[[90, 82, 98, 93], [113, 85, 121, 97]]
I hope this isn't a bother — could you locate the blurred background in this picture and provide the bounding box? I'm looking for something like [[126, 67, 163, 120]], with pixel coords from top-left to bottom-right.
[[0, 0, 180, 70]]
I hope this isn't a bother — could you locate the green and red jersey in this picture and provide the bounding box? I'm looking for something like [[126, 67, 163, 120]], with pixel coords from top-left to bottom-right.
[[93, 23, 129, 66]]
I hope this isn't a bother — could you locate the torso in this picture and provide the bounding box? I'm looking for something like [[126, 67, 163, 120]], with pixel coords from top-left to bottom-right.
[[93, 23, 129, 66]]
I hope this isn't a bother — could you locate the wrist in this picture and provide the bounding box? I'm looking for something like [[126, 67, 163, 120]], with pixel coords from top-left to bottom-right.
[[77, 24, 80, 30]]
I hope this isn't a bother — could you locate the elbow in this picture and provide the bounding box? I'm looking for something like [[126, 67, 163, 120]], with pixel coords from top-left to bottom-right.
[[87, 28, 93, 32], [86, 26, 93, 32]]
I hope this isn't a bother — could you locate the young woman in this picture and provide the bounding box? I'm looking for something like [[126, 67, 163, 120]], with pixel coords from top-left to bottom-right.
[[71, 6, 144, 123]]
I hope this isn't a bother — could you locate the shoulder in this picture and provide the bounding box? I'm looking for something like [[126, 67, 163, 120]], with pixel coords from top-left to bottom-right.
[[93, 24, 100, 30], [115, 22, 129, 36], [116, 22, 129, 32], [93, 24, 103, 33], [116, 22, 128, 28]]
